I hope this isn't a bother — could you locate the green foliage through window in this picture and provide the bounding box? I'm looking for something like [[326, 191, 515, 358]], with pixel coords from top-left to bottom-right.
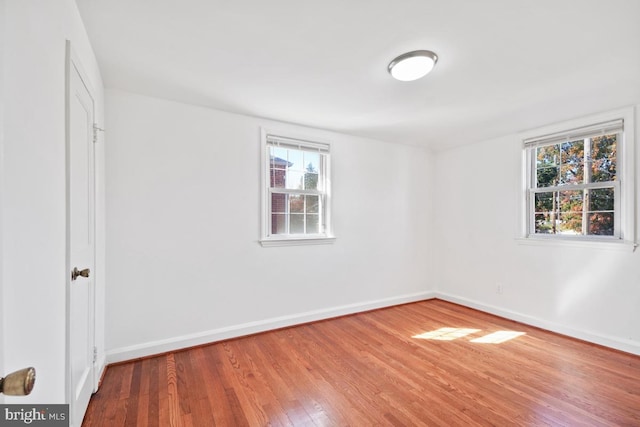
[[531, 133, 618, 237]]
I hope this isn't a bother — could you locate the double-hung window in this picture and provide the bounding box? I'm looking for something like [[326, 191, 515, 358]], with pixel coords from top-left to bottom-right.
[[260, 129, 333, 246], [523, 111, 635, 245]]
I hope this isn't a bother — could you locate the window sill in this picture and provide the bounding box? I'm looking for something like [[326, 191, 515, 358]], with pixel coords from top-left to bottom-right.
[[260, 236, 336, 247], [516, 237, 637, 252]]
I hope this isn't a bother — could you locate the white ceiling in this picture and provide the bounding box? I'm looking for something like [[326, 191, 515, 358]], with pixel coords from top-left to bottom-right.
[[75, 0, 640, 150]]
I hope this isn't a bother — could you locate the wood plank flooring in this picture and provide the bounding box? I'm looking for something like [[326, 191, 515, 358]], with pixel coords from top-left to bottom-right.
[[83, 300, 640, 426]]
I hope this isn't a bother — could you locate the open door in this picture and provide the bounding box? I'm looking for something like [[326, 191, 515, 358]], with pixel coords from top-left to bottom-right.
[[66, 41, 96, 427]]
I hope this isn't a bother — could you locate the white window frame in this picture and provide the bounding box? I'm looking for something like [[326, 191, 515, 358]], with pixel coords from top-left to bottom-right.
[[260, 128, 335, 247], [519, 107, 637, 251]]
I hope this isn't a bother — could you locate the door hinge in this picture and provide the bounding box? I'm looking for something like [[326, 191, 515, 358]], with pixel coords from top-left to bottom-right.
[[93, 124, 104, 144], [93, 346, 98, 364]]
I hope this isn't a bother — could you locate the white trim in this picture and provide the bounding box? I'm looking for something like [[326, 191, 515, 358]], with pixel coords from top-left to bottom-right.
[[518, 107, 634, 142], [269, 188, 323, 196], [529, 181, 619, 193], [106, 290, 640, 363], [106, 291, 436, 363], [262, 127, 332, 148], [266, 134, 330, 153], [523, 119, 623, 148], [260, 236, 336, 247], [95, 355, 106, 387], [515, 237, 637, 252], [620, 107, 636, 243], [435, 292, 640, 356], [0, 0, 5, 402]]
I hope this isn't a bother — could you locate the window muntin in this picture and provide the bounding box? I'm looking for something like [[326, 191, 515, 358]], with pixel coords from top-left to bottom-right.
[[525, 121, 623, 239], [261, 132, 332, 244]]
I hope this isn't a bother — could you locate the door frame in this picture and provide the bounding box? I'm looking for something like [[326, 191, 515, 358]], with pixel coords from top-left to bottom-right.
[[0, 0, 5, 403], [65, 40, 97, 424]]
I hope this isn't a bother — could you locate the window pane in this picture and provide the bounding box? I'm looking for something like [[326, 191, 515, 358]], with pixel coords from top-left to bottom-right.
[[304, 152, 320, 174], [534, 190, 588, 234], [557, 190, 583, 234], [271, 193, 286, 213], [304, 171, 319, 190], [534, 192, 554, 213], [536, 145, 559, 167], [270, 193, 324, 235], [271, 214, 286, 235], [558, 212, 582, 234], [287, 149, 303, 171], [590, 134, 617, 182], [558, 190, 583, 212], [306, 195, 319, 213], [559, 140, 584, 185], [285, 170, 304, 190], [536, 145, 560, 188], [532, 188, 616, 236], [587, 212, 614, 236], [534, 213, 554, 234], [306, 214, 320, 234], [560, 163, 584, 185], [270, 147, 289, 188], [270, 168, 286, 188], [290, 214, 304, 234], [536, 166, 559, 188], [270, 147, 287, 168], [303, 152, 320, 190], [589, 188, 614, 212], [290, 194, 304, 213], [534, 191, 558, 233]]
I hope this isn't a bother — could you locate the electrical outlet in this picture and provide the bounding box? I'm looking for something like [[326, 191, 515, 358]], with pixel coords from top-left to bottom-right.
[[496, 284, 504, 294]]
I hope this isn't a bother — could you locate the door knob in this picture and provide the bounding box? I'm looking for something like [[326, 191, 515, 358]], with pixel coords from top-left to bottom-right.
[[71, 267, 90, 281], [0, 367, 36, 396]]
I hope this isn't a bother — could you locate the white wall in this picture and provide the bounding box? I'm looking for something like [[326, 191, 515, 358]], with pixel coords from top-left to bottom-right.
[[105, 89, 435, 361], [1, 0, 104, 403], [434, 106, 640, 355]]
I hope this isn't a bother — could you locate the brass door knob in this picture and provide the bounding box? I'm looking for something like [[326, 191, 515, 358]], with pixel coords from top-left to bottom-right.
[[0, 367, 36, 396], [71, 267, 90, 281]]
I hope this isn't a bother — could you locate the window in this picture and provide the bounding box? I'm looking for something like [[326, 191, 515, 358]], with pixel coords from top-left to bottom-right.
[[523, 108, 635, 247], [260, 129, 334, 246]]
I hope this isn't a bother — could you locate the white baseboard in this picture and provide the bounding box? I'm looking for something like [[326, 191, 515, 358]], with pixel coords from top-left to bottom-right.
[[435, 292, 640, 356], [106, 291, 436, 364], [94, 356, 107, 390], [106, 290, 639, 364]]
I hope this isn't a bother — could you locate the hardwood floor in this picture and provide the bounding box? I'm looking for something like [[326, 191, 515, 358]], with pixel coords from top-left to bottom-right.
[[83, 300, 640, 426]]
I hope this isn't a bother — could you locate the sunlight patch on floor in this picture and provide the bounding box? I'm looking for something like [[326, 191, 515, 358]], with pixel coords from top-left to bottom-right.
[[412, 328, 526, 343], [412, 327, 481, 341], [470, 331, 526, 344]]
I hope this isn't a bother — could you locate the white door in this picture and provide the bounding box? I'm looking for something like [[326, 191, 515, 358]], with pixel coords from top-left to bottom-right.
[[66, 43, 96, 427]]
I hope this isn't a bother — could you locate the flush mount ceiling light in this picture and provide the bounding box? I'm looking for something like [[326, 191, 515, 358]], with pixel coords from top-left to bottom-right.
[[388, 50, 438, 81]]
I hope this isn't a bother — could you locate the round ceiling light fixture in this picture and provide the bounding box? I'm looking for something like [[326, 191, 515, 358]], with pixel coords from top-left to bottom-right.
[[388, 50, 438, 81]]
